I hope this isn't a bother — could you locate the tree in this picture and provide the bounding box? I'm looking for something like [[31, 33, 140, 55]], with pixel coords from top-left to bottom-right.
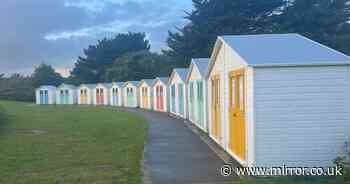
[[32, 63, 63, 88], [104, 50, 173, 82], [71, 32, 150, 83], [271, 0, 350, 54], [165, 0, 350, 66], [164, 0, 284, 66]]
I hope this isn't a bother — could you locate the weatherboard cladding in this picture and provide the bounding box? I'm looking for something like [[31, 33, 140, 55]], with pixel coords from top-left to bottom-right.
[[220, 33, 350, 66], [253, 65, 350, 167]]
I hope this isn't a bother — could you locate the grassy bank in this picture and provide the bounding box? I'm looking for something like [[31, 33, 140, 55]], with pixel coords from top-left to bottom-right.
[[0, 101, 148, 184]]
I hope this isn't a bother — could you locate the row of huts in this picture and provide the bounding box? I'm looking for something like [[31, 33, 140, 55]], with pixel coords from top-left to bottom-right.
[[36, 34, 350, 168]]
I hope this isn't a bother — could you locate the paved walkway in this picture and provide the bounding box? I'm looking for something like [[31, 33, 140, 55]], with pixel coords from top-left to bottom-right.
[[130, 109, 238, 184]]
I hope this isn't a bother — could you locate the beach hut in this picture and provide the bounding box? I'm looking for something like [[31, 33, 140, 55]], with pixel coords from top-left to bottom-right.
[[186, 58, 210, 132], [78, 84, 95, 105], [35, 86, 56, 105], [110, 82, 123, 106], [168, 68, 189, 118], [94, 83, 112, 106], [138, 79, 154, 110], [207, 33, 350, 167], [123, 81, 139, 108], [56, 84, 77, 105], [152, 77, 169, 112]]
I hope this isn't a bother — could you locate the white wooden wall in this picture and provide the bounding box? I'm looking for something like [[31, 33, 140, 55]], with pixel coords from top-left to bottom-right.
[[253, 65, 350, 167]]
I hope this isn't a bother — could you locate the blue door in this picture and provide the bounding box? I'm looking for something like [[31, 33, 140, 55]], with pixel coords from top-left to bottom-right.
[[44, 90, 49, 104], [40, 90, 44, 104]]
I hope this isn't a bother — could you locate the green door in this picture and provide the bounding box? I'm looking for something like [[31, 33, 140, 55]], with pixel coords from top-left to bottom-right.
[[178, 84, 184, 116], [127, 88, 134, 106], [171, 85, 176, 112], [189, 82, 194, 120], [197, 80, 204, 127]]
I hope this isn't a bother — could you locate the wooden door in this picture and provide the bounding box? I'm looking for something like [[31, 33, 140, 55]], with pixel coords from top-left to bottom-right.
[[211, 76, 221, 141], [197, 80, 204, 127], [189, 82, 194, 120], [39, 91, 43, 104], [100, 89, 104, 105], [60, 90, 64, 104], [96, 89, 100, 105], [178, 84, 184, 116], [44, 91, 48, 104], [65, 90, 69, 104], [159, 86, 164, 110], [229, 70, 246, 161], [143, 87, 148, 108], [171, 85, 176, 112]]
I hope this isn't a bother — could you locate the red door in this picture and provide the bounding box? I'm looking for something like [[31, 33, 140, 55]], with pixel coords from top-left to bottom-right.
[[159, 86, 164, 110], [96, 89, 100, 105], [100, 89, 104, 105]]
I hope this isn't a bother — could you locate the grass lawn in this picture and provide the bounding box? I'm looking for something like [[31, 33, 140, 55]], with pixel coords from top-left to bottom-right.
[[0, 101, 148, 184]]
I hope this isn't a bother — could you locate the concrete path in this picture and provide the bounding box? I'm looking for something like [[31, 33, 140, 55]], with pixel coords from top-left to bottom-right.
[[130, 109, 238, 184]]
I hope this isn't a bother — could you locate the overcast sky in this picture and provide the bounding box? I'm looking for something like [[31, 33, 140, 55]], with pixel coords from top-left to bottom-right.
[[0, 0, 192, 77]]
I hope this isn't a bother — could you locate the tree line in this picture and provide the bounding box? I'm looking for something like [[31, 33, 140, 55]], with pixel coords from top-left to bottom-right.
[[1, 0, 350, 101]]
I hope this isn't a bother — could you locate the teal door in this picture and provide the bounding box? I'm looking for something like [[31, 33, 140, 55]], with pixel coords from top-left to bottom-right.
[[189, 82, 194, 120], [178, 84, 184, 116], [197, 81, 204, 127], [171, 85, 176, 112], [65, 90, 69, 104], [60, 90, 64, 104]]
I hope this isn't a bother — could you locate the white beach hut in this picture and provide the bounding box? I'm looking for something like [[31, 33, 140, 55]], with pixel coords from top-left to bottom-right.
[[94, 83, 112, 106], [152, 77, 169, 112], [186, 58, 210, 132], [138, 79, 154, 110], [56, 84, 77, 105], [78, 84, 96, 105], [207, 33, 350, 167], [123, 81, 140, 108], [168, 68, 189, 118], [110, 82, 123, 106], [35, 86, 56, 105]]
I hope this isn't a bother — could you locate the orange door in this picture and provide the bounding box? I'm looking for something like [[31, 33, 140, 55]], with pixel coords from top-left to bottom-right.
[[229, 69, 246, 161], [211, 76, 221, 141]]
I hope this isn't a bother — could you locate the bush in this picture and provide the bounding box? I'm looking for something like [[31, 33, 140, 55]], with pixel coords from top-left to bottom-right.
[[334, 141, 350, 182]]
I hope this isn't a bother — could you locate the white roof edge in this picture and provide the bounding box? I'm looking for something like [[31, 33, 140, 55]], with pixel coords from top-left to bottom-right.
[[250, 62, 350, 68], [295, 34, 350, 60]]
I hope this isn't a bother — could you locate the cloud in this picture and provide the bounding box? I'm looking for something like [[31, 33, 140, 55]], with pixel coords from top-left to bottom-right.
[[0, 0, 191, 75], [45, 18, 169, 41]]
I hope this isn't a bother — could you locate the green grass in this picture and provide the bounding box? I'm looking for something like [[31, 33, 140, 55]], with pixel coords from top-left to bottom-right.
[[0, 101, 148, 184]]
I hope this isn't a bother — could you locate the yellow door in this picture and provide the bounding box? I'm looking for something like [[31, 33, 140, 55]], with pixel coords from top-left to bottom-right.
[[211, 76, 221, 141], [229, 69, 246, 161]]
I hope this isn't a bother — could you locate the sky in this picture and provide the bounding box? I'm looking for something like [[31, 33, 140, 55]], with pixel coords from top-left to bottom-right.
[[0, 0, 192, 77]]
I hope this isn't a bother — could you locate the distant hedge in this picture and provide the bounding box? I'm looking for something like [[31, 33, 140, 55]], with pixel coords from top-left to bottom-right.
[[0, 75, 35, 102]]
